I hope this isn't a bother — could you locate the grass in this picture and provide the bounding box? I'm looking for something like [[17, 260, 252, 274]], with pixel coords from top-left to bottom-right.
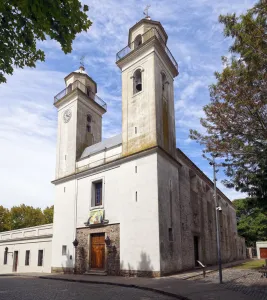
[[233, 259, 266, 270]]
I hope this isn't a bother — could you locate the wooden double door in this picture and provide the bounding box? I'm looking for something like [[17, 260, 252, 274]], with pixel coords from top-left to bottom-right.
[[91, 233, 105, 270]]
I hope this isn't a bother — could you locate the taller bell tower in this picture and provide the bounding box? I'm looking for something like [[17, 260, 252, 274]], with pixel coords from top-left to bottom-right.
[[116, 18, 178, 157]]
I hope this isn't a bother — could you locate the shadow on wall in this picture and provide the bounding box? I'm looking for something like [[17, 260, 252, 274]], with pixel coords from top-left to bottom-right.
[[61, 249, 74, 274], [120, 251, 155, 277], [138, 251, 153, 271]]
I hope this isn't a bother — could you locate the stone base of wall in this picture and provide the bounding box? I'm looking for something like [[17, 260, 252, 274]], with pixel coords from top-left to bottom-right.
[[76, 224, 120, 275], [51, 267, 74, 274], [120, 270, 161, 278]]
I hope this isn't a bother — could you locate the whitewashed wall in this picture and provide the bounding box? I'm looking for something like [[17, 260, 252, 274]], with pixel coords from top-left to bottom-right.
[[256, 241, 267, 259], [0, 224, 52, 274], [51, 179, 76, 271], [52, 152, 160, 273]]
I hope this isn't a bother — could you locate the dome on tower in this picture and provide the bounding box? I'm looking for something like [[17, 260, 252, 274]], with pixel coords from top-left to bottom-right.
[[74, 65, 87, 75]]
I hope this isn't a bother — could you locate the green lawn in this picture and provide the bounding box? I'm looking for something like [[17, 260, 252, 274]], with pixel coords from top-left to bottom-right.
[[233, 259, 266, 270]]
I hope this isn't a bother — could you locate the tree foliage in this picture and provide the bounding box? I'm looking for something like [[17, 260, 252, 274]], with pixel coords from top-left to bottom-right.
[[0, 0, 91, 83], [0, 206, 10, 232], [43, 206, 54, 224], [0, 205, 54, 232], [190, 0, 267, 204], [233, 198, 267, 246]]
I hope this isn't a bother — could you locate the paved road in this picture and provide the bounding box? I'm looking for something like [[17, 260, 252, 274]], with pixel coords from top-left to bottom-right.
[[0, 277, 174, 300]]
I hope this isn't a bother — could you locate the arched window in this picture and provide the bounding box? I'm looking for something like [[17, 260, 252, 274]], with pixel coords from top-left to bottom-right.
[[133, 69, 142, 94], [134, 35, 142, 49]]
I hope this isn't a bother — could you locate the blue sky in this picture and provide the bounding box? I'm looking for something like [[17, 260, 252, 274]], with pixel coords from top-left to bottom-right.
[[0, 0, 256, 208]]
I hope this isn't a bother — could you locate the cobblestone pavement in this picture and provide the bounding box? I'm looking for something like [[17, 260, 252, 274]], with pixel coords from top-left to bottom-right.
[[190, 268, 267, 300], [0, 277, 176, 300]]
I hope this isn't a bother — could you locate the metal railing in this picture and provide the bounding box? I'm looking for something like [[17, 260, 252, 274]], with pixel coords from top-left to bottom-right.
[[76, 153, 121, 173], [54, 80, 107, 110], [116, 27, 178, 71], [196, 260, 206, 278]]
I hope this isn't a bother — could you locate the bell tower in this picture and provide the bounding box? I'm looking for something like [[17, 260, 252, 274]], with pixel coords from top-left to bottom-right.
[[54, 66, 107, 179], [116, 18, 178, 157]]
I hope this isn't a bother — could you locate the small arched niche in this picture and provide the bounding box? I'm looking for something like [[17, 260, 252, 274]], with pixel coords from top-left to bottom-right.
[[86, 86, 92, 97], [133, 69, 142, 94], [161, 72, 168, 99], [134, 34, 142, 49]]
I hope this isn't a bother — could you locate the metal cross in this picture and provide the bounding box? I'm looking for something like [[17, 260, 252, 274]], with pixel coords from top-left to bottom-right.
[[80, 55, 85, 67], [143, 5, 151, 18]]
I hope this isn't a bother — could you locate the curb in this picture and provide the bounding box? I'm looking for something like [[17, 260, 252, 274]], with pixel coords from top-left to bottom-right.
[[39, 276, 190, 300]]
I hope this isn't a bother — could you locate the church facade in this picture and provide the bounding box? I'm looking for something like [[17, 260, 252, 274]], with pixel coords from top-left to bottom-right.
[[0, 18, 245, 276], [51, 18, 245, 276]]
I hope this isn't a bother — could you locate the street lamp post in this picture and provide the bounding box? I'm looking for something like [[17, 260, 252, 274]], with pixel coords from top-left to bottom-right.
[[210, 156, 223, 284]]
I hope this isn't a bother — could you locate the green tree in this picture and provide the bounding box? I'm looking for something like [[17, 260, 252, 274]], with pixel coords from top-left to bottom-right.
[[190, 0, 267, 204], [233, 198, 267, 246], [10, 204, 45, 230], [43, 205, 54, 224], [0, 206, 10, 232], [0, 0, 91, 83]]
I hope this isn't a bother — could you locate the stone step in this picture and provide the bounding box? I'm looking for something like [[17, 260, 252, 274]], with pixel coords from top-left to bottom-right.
[[84, 270, 107, 276]]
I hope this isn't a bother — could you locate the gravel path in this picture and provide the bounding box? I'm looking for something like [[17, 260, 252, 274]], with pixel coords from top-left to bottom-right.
[[190, 268, 267, 300]]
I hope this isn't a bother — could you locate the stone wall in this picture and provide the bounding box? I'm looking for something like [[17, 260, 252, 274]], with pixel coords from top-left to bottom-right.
[[75, 224, 120, 275], [156, 149, 246, 274]]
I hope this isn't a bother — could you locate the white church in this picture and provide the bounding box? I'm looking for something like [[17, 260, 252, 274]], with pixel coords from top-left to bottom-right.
[[0, 17, 246, 276]]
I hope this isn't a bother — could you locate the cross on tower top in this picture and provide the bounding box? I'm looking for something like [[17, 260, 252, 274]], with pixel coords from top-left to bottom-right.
[[80, 55, 85, 68], [143, 5, 151, 19]]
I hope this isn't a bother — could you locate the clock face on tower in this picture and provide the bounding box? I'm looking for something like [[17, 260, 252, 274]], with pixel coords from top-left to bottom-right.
[[63, 109, 72, 123]]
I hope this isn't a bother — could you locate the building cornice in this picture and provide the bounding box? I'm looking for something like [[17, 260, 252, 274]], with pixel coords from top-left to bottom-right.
[[64, 72, 97, 92], [54, 88, 106, 114], [176, 148, 234, 207], [128, 19, 168, 44], [0, 234, 53, 244], [116, 36, 178, 78], [52, 146, 182, 185]]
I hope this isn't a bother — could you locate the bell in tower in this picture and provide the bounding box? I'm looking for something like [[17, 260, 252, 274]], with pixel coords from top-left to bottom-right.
[[133, 69, 142, 94]]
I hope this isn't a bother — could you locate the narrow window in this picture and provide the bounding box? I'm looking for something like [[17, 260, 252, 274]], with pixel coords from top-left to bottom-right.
[[64, 187, 66, 192], [161, 72, 168, 100], [62, 245, 67, 256], [38, 250, 43, 266], [87, 114, 92, 133], [135, 191, 138, 202], [25, 250, 30, 266], [135, 127, 137, 134], [86, 86, 91, 97], [134, 34, 142, 49], [92, 181, 103, 206], [168, 228, 173, 242], [3, 248, 8, 265], [67, 83, 73, 93], [135, 166, 137, 173], [133, 69, 142, 94]]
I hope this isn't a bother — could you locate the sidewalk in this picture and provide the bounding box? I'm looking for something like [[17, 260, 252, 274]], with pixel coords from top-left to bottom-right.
[[38, 271, 253, 300]]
